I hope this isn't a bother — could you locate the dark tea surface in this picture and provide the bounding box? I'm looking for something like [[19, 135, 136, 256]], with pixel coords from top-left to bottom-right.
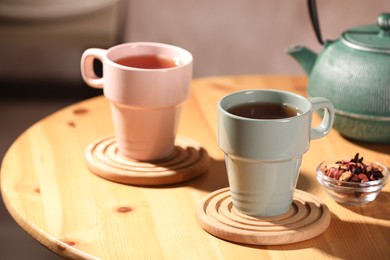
[[115, 55, 180, 69], [227, 102, 302, 119]]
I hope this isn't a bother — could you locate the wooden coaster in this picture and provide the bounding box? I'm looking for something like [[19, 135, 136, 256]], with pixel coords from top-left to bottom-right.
[[85, 136, 210, 186], [197, 188, 330, 245]]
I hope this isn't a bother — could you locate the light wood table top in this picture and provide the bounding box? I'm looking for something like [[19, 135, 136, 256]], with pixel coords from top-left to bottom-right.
[[1, 75, 390, 259]]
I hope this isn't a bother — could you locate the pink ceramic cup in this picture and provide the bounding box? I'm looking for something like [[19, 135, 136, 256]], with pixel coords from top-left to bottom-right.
[[81, 42, 193, 161]]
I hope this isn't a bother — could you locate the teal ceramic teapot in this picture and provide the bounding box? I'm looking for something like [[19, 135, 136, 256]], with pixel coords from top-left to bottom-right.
[[286, 0, 390, 143]]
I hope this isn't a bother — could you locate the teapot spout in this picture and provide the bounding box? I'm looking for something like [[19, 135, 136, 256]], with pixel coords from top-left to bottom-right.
[[285, 45, 317, 76]]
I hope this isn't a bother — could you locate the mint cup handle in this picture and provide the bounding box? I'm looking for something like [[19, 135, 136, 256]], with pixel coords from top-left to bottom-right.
[[309, 97, 335, 139]]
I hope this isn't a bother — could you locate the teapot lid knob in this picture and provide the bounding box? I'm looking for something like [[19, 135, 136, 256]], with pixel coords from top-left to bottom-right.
[[378, 13, 390, 36]]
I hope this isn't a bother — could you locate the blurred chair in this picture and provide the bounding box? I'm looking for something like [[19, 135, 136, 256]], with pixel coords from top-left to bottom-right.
[[0, 0, 129, 96]]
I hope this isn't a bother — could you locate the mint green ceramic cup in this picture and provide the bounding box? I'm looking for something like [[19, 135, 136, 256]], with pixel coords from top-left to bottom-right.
[[218, 90, 334, 217]]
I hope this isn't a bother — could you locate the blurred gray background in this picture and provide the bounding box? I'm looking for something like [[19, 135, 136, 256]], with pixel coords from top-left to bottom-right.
[[0, 0, 387, 258]]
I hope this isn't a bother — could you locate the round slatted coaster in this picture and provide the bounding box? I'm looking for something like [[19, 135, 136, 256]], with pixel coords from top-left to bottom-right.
[[197, 187, 330, 245], [85, 136, 210, 185]]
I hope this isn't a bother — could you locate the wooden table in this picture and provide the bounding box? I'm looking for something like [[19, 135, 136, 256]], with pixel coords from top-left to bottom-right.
[[1, 75, 389, 259]]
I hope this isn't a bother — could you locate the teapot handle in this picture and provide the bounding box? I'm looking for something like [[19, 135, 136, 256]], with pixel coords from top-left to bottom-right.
[[308, 0, 325, 45]]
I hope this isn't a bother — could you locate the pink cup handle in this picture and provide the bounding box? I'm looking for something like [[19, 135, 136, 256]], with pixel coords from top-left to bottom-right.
[[80, 48, 106, 89]]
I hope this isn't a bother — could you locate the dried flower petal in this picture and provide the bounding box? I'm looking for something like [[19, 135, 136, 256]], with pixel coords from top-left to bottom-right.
[[339, 171, 353, 181]]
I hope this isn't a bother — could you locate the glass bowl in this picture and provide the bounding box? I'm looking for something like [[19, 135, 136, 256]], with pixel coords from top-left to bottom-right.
[[316, 158, 389, 205]]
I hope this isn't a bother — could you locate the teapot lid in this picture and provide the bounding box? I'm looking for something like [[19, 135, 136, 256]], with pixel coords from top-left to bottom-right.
[[342, 13, 390, 53]]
